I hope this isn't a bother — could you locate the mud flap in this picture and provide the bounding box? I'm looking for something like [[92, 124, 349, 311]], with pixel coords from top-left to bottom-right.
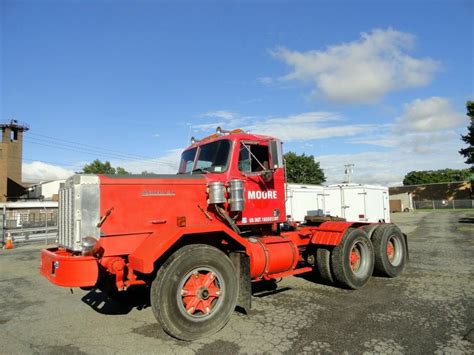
[[230, 252, 251, 314]]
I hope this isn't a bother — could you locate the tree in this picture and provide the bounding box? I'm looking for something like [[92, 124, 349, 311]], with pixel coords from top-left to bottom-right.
[[284, 151, 326, 184], [81, 159, 130, 175], [115, 167, 130, 175], [403, 169, 471, 186], [459, 101, 474, 172]]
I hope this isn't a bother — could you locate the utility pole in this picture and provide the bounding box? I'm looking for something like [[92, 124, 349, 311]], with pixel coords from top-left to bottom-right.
[[344, 164, 355, 184]]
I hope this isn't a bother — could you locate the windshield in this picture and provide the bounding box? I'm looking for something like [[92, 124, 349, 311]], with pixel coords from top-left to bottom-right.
[[178, 147, 197, 174], [178, 140, 231, 174]]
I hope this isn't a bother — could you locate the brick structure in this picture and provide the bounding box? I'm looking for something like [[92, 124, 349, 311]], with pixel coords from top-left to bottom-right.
[[0, 120, 29, 202], [389, 181, 472, 201]]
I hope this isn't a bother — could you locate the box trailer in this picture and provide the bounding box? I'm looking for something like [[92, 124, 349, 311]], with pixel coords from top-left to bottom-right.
[[324, 184, 390, 223], [285, 184, 325, 222]]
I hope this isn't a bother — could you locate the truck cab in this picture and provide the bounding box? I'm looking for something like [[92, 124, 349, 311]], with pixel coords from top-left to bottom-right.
[[177, 128, 286, 227]]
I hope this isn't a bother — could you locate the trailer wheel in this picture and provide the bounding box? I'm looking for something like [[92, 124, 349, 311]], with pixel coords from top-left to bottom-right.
[[316, 247, 334, 284], [331, 228, 374, 289], [372, 224, 407, 277], [151, 244, 238, 340]]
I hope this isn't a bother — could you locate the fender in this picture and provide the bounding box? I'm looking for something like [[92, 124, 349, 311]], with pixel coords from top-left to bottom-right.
[[128, 225, 251, 273], [310, 221, 357, 246]]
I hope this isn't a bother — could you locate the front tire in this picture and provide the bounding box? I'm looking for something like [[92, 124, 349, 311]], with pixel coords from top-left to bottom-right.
[[151, 244, 238, 340], [372, 224, 407, 277], [331, 228, 374, 289]]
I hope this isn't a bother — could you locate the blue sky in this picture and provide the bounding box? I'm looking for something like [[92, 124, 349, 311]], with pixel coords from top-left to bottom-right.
[[1, 0, 473, 185]]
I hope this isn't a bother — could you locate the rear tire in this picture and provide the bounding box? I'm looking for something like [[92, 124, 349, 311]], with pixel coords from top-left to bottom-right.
[[331, 228, 374, 289], [372, 224, 407, 277], [151, 244, 238, 340], [316, 247, 334, 284]]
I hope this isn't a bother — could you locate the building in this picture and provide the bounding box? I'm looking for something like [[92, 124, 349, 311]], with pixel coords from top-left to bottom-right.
[[389, 181, 472, 201], [27, 180, 66, 201], [389, 192, 414, 212], [0, 120, 29, 202]]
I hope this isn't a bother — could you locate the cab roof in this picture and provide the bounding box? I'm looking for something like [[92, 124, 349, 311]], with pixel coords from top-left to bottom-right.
[[185, 129, 275, 150]]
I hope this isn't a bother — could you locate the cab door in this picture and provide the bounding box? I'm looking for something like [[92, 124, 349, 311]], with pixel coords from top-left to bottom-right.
[[236, 140, 286, 225]]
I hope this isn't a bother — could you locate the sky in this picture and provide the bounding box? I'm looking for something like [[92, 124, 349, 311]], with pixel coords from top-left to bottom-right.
[[1, 0, 473, 186]]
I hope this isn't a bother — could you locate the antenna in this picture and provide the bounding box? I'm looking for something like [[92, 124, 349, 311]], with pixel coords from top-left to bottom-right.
[[344, 164, 354, 184]]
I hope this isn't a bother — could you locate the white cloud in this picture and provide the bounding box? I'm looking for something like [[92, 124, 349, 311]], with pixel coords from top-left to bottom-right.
[[23, 161, 75, 182], [194, 110, 252, 131], [395, 97, 465, 132], [250, 121, 373, 142], [258, 76, 274, 85], [195, 110, 371, 142], [249, 111, 374, 142], [21, 149, 183, 183], [111, 149, 182, 175], [272, 28, 439, 103], [318, 138, 466, 187], [200, 110, 238, 121]]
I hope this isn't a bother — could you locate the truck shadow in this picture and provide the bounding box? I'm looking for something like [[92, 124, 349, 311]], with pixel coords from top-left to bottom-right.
[[81, 287, 150, 315], [295, 271, 340, 288], [81, 281, 292, 316], [251, 279, 292, 298]]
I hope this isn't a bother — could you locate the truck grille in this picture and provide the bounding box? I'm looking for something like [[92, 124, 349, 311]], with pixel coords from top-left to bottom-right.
[[58, 185, 75, 250], [57, 175, 100, 251]]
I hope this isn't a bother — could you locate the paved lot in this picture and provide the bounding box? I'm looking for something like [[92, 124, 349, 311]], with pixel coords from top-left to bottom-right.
[[1, 211, 473, 354]]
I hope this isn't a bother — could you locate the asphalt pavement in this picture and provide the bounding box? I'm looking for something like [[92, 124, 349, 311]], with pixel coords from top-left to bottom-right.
[[0, 211, 473, 354]]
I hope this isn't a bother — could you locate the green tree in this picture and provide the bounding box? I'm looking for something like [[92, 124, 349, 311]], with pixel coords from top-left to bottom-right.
[[459, 101, 474, 172], [141, 170, 155, 175], [403, 169, 471, 185], [81, 159, 130, 175], [115, 167, 130, 175], [284, 151, 326, 184]]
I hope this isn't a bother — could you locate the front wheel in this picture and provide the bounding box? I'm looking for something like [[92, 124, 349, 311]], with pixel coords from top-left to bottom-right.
[[151, 244, 238, 340], [331, 228, 374, 289]]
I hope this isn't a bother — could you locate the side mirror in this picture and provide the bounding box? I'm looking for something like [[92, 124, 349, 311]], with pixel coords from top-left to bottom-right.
[[262, 170, 274, 182], [269, 139, 283, 169]]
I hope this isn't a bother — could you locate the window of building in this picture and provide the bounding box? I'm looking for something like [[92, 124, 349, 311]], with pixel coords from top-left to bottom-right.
[[10, 130, 18, 141]]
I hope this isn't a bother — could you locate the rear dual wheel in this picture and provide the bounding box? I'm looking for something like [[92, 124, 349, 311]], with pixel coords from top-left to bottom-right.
[[331, 228, 374, 289], [316, 247, 334, 284], [151, 244, 238, 340], [372, 224, 407, 277]]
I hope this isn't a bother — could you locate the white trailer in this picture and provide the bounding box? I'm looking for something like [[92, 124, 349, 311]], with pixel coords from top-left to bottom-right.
[[285, 184, 325, 222], [324, 184, 390, 223]]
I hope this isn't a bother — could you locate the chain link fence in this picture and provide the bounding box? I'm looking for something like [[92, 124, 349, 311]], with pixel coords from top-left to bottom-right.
[[1, 207, 58, 245], [413, 199, 474, 210]]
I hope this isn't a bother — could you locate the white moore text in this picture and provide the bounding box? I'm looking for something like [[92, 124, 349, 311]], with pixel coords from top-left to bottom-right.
[[247, 190, 278, 200]]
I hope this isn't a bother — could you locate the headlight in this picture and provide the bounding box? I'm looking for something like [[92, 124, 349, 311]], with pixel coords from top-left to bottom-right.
[[81, 236, 99, 256]]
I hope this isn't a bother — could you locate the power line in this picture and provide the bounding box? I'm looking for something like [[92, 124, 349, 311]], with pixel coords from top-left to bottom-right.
[[29, 133, 155, 160], [29, 132, 184, 163], [23, 138, 178, 167]]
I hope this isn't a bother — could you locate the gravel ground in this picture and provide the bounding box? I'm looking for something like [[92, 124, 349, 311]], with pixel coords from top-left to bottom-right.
[[0, 211, 473, 354]]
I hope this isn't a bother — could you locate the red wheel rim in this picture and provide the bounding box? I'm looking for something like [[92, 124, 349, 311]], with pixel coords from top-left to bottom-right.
[[179, 268, 222, 318], [387, 240, 395, 262], [350, 247, 361, 271]]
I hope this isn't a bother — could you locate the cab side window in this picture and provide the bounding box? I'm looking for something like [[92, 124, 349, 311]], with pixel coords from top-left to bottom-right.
[[238, 143, 269, 173]]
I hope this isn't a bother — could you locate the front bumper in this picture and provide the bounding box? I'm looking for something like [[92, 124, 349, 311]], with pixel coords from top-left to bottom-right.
[[40, 248, 99, 287]]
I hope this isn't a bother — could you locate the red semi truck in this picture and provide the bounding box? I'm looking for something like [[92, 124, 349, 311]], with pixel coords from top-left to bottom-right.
[[40, 128, 408, 340]]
